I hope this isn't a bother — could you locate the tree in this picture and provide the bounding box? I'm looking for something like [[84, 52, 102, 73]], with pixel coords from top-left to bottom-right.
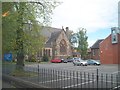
[[2, 3, 18, 55], [2, 1, 61, 70], [77, 28, 88, 59], [70, 33, 78, 47]]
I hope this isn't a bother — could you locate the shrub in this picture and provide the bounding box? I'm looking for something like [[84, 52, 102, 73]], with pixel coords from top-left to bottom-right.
[[42, 55, 49, 62], [28, 55, 36, 62]]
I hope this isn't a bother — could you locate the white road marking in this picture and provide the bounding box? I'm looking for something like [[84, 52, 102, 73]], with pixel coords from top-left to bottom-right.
[[98, 80, 120, 84], [110, 85, 120, 90], [112, 71, 120, 74], [63, 80, 96, 88], [83, 69, 97, 71], [39, 77, 71, 83], [38, 73, 96, 84], [38, 72, 120, 85]]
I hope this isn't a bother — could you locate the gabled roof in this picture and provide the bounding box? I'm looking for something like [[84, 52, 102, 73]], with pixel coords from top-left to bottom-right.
[[41, 26, 63, 47], [46, 31, 61, 43], [91, 39, 104, 49], [41, 26, 62, 39], [41, 26, 72, 48]]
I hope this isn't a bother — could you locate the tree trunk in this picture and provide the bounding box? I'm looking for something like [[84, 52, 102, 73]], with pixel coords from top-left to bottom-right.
[[15, 2, 25, 71], [16, 52, 24, 70]]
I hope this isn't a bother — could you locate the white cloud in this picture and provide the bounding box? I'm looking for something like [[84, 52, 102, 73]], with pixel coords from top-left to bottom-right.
[[51, 0, 119, 47], [52, 0, 119, 32], [88, 40, 96, 48]]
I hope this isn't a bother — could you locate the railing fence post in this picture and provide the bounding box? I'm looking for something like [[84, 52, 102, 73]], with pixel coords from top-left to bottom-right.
[[101, 73, 103, 88], [80, 72, 82, 88], [61, 70, 62, 88], [97, 69, 99, 89], [92, 73, 94, 88], [77, 71, 78, 88], [67, 70, 68, 88], [56, 70, 57, 88], [111, 74, 113, 89], [106, 74, 108, 89], [116, 74, 118, 90], [70, 70, 71, 88], [38, 64, 39, 83], [88, 73, 90, 88], [84, 72, 86, 88]]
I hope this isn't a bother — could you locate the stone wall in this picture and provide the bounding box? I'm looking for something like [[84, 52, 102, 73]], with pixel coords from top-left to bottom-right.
[[55, 30, 72, 59]]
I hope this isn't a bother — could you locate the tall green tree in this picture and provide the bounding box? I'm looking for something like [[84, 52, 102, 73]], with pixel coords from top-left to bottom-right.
[[70, 33, 78, 47], [2, 1, 60, 70], [2, 3, 18, 55], [77, 28, 88, 59]]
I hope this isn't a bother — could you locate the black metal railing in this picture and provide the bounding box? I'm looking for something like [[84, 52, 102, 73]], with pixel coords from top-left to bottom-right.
[[22, 66, 120, 89], [3, 65, 120, 89]]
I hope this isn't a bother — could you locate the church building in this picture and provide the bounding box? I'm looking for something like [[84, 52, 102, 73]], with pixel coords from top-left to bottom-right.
[[40, 26, 72, 59]]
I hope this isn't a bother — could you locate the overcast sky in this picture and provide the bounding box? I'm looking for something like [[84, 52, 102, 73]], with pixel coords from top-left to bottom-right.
[[51, 0, 119, 47]]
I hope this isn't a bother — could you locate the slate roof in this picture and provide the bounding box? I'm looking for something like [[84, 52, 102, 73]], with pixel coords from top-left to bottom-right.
[[41, 26, 62, 39], [91, 39, 104, 49], [41, 26, 63, 48], [46, 31, 61, 43]]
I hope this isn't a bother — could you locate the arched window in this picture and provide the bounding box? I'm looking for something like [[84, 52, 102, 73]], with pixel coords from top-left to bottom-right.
[[59, 39, 67, 54]]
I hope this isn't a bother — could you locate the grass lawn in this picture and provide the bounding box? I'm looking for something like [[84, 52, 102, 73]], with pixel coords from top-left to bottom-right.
[[24, 61, 50, 65], [2, 60, 50, 77], [0, 60, 2, 66], [10, 69, 38, 77]]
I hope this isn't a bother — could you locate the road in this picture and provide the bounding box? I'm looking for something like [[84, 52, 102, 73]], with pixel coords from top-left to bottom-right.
[[25, 63, 119, 74], [2, 62, 120, 89], [23, 63, 120, 89]]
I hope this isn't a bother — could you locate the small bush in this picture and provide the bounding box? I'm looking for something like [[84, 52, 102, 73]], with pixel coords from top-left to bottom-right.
[[42, 55, 49, 62], [28, 55, 36, 62], [67, 56, 72, 59]]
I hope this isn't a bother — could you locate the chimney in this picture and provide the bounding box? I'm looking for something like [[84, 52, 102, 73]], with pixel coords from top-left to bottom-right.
[[65, 27, 69, 39], [66, 27, 69, 31]]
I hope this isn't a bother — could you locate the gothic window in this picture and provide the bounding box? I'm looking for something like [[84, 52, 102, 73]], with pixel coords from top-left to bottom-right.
[[59, 39, 67, 54], [43, 48, 51, 57]]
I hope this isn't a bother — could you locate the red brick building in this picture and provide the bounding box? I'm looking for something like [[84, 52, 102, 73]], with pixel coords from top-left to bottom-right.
[[100, 27, 120, 64], [90, 39, 104, 60]]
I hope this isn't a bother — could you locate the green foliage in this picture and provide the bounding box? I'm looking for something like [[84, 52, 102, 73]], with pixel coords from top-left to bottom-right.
[[2, 1, 61, 65], [42, 55, 49, 62], [76, 28, 88, 59], [70, 33, 78, 47], [67, 56, 73, 59], [28, 55, 36, 62], [2, 3, 18, 54]]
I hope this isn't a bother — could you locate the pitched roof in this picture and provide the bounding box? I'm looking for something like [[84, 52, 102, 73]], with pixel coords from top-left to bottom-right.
[[91, 39, 104, 49], [41, 26, 63, 47], [46, 31, 61, 43], [41, 26, 73, 48], [41, 26, 62, 39]]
